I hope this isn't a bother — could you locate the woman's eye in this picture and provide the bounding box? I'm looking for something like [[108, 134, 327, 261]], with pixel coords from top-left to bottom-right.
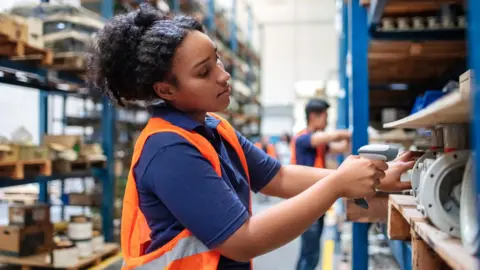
[[199, 67, 209, 77]]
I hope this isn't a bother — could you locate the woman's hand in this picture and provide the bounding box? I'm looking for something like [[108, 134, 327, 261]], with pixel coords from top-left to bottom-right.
[[333, 155, 388, 198], [377, 151, 420, 192]]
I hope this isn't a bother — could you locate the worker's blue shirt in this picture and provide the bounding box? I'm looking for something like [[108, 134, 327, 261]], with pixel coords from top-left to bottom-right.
[[294, 132, 328, 167], [134, 105, 281, 269]]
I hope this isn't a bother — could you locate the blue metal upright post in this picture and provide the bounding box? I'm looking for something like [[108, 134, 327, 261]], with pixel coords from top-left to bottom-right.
[[101, 0, 115, 242], [348, 0, 370, 269], [206, 0, 216, 33], [172, 0, 180, 14], [337, 0, 349, 143], [230, 0, 237, 79], [39, 90, 49, 203], [247, 4, 253, 88], [467, 0, 480, 255]]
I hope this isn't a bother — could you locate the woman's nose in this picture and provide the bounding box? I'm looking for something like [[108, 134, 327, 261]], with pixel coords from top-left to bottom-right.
[[217, 67, 231, 85]]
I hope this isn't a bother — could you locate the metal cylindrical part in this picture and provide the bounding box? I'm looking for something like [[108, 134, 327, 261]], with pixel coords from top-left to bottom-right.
[[397, 17, 410, 30], [382, 18, 395, 31], [441, 15, 454, 29], [427, 16, 440, 29], [431, 127, 444, 149], [443, 124, 467, 151], [412, 17, 425, 30], [458, 16, 467, 28]]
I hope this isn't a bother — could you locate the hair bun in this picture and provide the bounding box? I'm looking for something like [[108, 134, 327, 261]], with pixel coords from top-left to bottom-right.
[[134, 3, 166, 29]]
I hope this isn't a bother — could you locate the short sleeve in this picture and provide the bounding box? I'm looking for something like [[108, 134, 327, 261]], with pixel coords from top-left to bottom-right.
[[137, 133, 249, 248], [235, 131, 282, 192], [295, 133, 314, 150]]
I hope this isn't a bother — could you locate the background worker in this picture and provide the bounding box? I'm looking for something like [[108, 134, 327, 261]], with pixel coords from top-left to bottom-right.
[[291, 98, 356, 270], [87, 5, 416, 269], [254, 135, 278, 159]]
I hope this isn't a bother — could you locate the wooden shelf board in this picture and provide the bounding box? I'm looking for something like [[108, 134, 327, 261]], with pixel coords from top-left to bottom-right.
[[344, 192, 389, 223], [383, 90, 470, 129], [362, 0, 465, 15], [0, 243, 119, 269], [388, 195, 479, 270]]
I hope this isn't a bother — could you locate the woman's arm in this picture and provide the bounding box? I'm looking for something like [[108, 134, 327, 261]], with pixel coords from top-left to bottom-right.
[[261, 151, 418, 199], [260, 165, 335, 198], [216, 156, 387, 261]]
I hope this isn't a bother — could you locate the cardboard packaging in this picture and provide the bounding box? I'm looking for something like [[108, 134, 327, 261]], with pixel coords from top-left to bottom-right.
[[11, 16, 44, 48], [0, 13, 28, 43], [0, 144, 50, 163], [0, 224, 54, 257], [9, 203, 50, 227]]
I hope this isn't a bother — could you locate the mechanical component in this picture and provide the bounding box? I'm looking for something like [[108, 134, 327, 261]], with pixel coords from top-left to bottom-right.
[[427, 16, 440, 29], [413, 17, 425, 30], [460, 155, 480, 254], [443, 124, 468, 151], [418, 150, 470, 238], [411, 150, 437, 201], [397, 17, 410, 30]]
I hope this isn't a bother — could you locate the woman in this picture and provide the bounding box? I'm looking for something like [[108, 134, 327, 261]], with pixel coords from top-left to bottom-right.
[[87, 5, 415, 269]]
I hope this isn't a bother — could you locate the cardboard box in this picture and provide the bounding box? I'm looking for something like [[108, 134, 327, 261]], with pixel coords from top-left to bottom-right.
[[52, 246, 79, 267], [0, 144, 50, 163], [43, 135, 83, 154], [0, 224, 54, 257], [9, 203, 50, 227], [11, 16, 43, 48], [0, 13, 28, 43], [64, 193, 101, 206]]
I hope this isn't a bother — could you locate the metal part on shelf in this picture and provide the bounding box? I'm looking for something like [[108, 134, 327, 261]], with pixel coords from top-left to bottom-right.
[[443, 124, 468, 151], [460, 155, 480, 254], [411, 150, 437, 201], [418, 150, 470, 238]]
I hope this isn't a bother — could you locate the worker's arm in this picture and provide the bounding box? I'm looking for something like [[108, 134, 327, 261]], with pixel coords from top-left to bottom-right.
[[260, 152, 417, 199], [328, 140, 351, 154], [216, 156, 387, 262], [310, 129, 351, 147], [260, 165, 334, 198]]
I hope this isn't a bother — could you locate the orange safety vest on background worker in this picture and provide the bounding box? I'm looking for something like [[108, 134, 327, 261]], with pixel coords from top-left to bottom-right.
[[254, 142, 277, 158], [290, 129, 326, 168], [121, 113, 251, 270]]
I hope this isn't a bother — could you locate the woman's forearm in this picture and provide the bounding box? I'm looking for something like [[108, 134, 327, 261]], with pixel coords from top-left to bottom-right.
[[216, 172, 340, 261], [260, 165, 335, 198]]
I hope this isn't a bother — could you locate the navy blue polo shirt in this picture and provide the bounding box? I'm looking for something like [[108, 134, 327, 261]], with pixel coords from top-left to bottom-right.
[[294, 132, 328, 167], [133, 106, 281, 269]]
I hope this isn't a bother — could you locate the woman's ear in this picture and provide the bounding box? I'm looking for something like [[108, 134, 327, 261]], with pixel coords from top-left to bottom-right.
[[153, 82, 176, 101]]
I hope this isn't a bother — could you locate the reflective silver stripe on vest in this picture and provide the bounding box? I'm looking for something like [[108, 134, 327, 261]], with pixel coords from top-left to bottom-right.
[[135, 236, 210, 269]]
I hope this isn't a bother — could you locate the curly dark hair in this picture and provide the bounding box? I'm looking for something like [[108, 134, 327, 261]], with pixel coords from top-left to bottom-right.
[[86, 4, 204, 107]]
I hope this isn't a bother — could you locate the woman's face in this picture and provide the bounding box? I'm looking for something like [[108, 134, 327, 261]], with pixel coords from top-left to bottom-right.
[[156, 30, 232, 115]]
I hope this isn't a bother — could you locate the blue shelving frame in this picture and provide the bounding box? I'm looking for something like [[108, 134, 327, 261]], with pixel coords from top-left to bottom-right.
[[338, 0, 480, 269]]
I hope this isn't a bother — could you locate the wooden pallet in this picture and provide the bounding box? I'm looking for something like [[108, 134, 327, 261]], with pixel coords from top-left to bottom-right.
[[49, 52, 86, 73], [344, 192, 390, 223], [388, 195, 479, 270], [1, 34, 53, 66], [0, 160, 52, 179], [0, 243, 119, 270], [52, 159, 106, 174]]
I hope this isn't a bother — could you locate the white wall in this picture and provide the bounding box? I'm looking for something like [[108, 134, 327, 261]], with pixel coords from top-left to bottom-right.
[[250, 0, 338, 136]]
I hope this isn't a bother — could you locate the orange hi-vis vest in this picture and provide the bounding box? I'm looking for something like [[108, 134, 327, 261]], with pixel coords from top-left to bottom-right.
[[121, 113, 251, 270], [254, 142, 277, 158], [290, 129, 326, 168]]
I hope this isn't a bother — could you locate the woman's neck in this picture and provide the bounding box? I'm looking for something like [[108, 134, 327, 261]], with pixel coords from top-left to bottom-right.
[[187, 111, 207, 124]]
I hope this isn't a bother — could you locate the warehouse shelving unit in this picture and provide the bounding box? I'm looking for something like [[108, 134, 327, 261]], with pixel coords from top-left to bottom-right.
[[337, 0, 480, 269]]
